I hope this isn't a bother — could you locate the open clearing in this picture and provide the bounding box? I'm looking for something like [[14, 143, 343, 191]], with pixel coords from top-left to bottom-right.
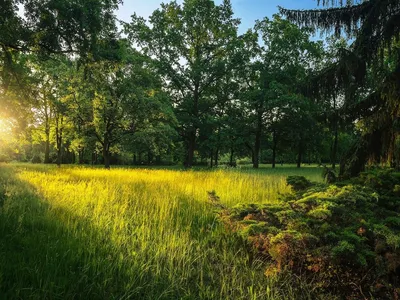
[[0, 164, 322, 299]]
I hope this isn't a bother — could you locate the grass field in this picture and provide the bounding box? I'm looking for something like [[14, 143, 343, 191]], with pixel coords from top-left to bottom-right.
[[0, 163, 324, 299]]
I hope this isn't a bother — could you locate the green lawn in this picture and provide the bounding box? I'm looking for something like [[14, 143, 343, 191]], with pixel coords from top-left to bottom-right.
[[0, 163, 324, 299]]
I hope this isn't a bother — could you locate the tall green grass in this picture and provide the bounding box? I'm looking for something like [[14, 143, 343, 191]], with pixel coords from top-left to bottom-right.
[[0, 163, 324, 299]]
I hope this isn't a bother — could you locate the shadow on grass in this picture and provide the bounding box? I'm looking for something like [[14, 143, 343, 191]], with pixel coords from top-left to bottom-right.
[[0, 164, 332, 300], [0, 165, 182, 300], [0, 165, 259, 300]]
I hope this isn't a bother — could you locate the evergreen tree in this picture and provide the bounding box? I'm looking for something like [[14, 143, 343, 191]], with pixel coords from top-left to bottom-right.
[[280, 0, 400, 176]]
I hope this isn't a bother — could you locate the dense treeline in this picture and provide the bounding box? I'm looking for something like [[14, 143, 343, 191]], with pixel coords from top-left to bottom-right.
[[0, 0, 398, 173]]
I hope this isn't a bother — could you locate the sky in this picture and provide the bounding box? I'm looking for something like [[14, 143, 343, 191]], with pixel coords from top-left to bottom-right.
[[116, 0, 322, 33]]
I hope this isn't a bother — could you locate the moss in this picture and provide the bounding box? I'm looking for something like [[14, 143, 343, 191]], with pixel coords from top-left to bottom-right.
[[286, 176, 313, 191], [240, 222, 269, 236], [307, 208, 332, 220], [220, 172, 400, 297]]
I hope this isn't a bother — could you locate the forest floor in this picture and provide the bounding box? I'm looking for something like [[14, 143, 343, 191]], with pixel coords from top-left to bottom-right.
[[0, 163, 326, 299]]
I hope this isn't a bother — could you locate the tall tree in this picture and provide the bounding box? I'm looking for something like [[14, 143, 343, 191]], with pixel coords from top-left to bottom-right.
[[82, 41, 175, 169], [125, 0, 240, 167], [239, 15, 322, 168], [280, 0, 400, 176]]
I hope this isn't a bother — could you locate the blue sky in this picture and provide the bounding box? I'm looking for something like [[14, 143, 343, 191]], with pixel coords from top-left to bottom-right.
[[116, 0, 322, 33]]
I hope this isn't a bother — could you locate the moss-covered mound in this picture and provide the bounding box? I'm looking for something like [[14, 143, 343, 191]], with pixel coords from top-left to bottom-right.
[[220, 170, 400, 299]]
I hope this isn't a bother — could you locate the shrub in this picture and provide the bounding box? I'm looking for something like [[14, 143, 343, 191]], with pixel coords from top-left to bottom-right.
[[220, 170, 400, 298], [286, 176, 312, 191], [322, 166, 336, 183], [0, 153, 11, 163], [31, 154, 42, 164]]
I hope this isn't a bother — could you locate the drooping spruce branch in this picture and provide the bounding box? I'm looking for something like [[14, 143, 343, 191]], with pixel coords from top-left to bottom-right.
[[280, 0, 400, 175]]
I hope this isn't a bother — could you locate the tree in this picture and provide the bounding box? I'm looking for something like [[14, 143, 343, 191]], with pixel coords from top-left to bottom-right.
[[81, 41, 175, 169], [280, 0, 400, 176], [0, 0, 120, 126], [125, 0, 240, 167], [239, 15, 323, 168]]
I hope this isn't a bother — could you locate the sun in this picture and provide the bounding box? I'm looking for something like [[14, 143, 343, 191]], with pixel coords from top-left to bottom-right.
[[0, 118, 13, 141]]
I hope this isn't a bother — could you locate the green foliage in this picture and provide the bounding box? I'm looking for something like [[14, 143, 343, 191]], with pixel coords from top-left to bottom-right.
[[322, 167, 336, 183], [286, 175, 313, 191], [0, 163, 326, 299], [222, 170, 400, 298], [30, 154, 42, 164], [0, 153, 11, 163]]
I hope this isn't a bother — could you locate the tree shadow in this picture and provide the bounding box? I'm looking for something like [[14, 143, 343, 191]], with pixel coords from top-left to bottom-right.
[[0, 164, 273, 300], [0, 166, 180, 299]]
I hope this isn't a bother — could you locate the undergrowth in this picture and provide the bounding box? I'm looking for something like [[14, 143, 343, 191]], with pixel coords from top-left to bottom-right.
[[220, 170, 400, 299]]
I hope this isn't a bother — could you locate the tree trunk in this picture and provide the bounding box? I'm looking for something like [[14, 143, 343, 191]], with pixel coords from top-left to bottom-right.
[[253, 108, 263, 169], [272, 129, 277, 169], [78, 148, 84, 164], [56, 115, 63, 167], [331, 123, 339, 169], [44, 137, 50, 164], [139, 152, 143, 164], [253, 129, 261, 169], [44, 117, 50, 164], [210, 151, 214, 168], [230, 149, 234, 166], [297, 141, 303, 168], [214, 148, 219, 168], [147, 151, 152, 165], [186, 130, 196, 168], [103, 142, 111, 169], [56, 142, 62, 167], [186, 82, 200, 168], [43, 99, 51, 164]]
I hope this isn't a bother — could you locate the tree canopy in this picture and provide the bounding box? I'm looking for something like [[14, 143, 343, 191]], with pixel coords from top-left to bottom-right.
[[0, 0, 396, 173]]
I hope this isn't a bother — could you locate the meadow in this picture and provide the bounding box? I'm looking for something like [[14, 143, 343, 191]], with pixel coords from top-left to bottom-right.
[[0, 163, 323, 299]]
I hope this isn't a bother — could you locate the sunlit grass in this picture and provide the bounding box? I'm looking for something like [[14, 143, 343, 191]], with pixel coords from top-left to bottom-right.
[[0, 163, 324, 299]]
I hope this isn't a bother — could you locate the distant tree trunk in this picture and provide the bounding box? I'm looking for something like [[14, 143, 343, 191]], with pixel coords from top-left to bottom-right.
[[331, 96, 339, 169], [331, 123, 339, 169], [214, 148, 219, 167], [44, 114, 50, 164], [103, 141, 111, 169], [138, 151, 143, 164], [43, 98, 51, 164], [297, 141, 303, 168], [229, 149, 234, 166], [245, 143, 254, 165], [253, 108, 263, 169], [186, 131, 196, 168], [156, 155, 161, 164], [272, 129, 277, 169], [186, 83, 199, 168], [340, 133, 373, 177], [78, 148, 84, 164], [147, 151, 152, 165], [210, 151, 214, 168], [133, 153, 137, 165], [55, 115, 63, 167], [103, 150, 110, 169], [44, 137, 50, 164]]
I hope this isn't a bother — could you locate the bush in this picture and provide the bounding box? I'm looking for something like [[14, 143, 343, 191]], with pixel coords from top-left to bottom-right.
[[220, 170, 400, 298], [31, 154, 42, 164], [236, 158, 252, 165], [286, 176, 312, 191], [0, 153, 11, 163]]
